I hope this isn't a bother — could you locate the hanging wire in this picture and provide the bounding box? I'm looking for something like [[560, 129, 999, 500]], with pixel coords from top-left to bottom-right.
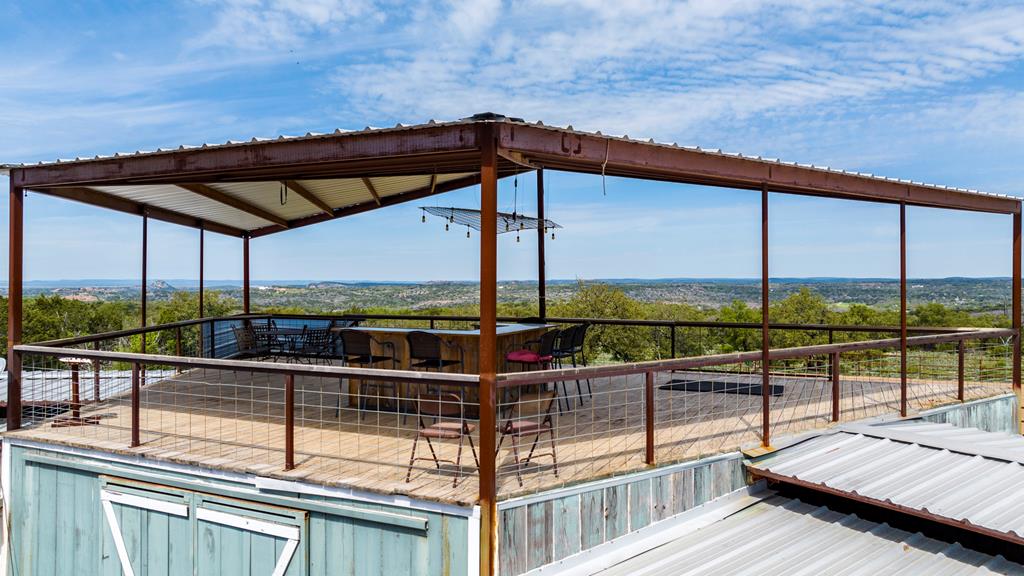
[[279, 183, 288, 205]]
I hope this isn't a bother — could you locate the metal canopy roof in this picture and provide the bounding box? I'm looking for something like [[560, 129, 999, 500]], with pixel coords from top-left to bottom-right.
[[749, 420, 1024, 546], [596, 495, 1022, 576], [4, 114, 1020, 238]]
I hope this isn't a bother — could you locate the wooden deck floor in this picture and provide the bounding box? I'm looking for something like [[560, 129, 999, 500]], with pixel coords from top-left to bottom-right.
[[6, 366, 1008, 505]]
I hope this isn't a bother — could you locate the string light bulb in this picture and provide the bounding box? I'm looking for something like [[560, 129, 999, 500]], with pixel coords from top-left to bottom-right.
[[421, 213, 426, 223], [466, 226, 471, 238], [445, 222, 449, 231]]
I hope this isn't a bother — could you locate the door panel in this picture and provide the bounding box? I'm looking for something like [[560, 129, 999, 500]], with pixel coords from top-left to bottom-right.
[[100, 489, 191, 576]]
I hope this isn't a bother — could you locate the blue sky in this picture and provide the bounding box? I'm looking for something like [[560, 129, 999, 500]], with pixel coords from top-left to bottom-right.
[[2, 0, 1023, 282]]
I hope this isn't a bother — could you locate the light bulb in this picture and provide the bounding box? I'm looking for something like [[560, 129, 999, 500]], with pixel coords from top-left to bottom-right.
[[421, 214, 426, 223], [445, 223, 449, 231]]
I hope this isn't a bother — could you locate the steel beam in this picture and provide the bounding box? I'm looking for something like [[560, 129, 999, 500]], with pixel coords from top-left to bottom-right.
[[199, 228, 205, 320], [761, 185, 771, 447], [141, 214, 148, 355], [177, 183, 288, 228], [249, 173, 483, 238], [1013, 211, 1022, 432], [537, 168, 547, 321], [243, 234, 251, 314], [361, 177, 383, 205], [478, 123, 499, 576], [497, 124, 1019, 214], [900, 203, 908, 417], [282, 180, 333, 215], [7, 183, 23, 430], [34, 186, 244, 237]]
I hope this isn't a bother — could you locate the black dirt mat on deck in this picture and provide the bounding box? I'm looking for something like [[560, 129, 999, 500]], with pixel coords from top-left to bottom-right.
[[660, 379, 785, 396]]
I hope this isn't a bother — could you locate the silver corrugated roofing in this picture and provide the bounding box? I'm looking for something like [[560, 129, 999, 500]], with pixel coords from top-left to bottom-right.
[[596, 496, 1021, 576], [749, 420, 1024, 544]]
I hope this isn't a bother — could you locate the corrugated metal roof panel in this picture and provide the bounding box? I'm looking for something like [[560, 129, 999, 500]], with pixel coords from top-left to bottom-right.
[[595, 496, 1020, 576], [92, 184, 272, 230], [750, 421, 1024, 542]]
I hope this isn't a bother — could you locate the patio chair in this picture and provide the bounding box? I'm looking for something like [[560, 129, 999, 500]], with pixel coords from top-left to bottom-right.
[[407, 331, 464, 372], [497, 390, 558, 487], [505, 329, 570, 412], [552, 324, 593, 404], [231, 325, 268, 359], [338, 329, 399, 418], [405, 393, 479, 488], [298, 327, 337, 365]]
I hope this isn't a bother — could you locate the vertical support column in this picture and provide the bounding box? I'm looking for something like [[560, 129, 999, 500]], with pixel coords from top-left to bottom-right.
[[243, 234, 251, 314], [478, 123, 499, 576], [70, 363, 81, 420], [284, 374, 295, 470], [1012, 210, 1022, 432], [645, 371, 655, 464], [900, 202, 908, 418], [536, 168, 547, 322], [141, 213, 148, 354], [7, 182, 23, 431], [760, 185, 771, 447], [93, 340, 101, 401], [130, 362, 140, 447], [957, 339, 965, 402], [831, 352, 840, 422], [198, 227, 205, 357]]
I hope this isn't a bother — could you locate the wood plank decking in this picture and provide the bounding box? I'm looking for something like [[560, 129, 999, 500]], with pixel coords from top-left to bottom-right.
[[6, 366, 1008, 506]]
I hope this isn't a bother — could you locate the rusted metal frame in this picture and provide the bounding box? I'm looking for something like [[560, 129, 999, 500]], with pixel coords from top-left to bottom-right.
[[957, 339, 965, 401], [199, 227, 205, 357], [249, 173, 483, 238], [130, 362, 140, 447], [496, 329, 1013, 387], [243, 234, 251, 314], [16, 344, 481, 386], [360, 177, 383, 206], [284, 374, 295, 471], [831, 352, 840, 422], [1014, 210, 1022, 432], [70, 364, 81, 420], [670, 325, 677, 358], [761, 185, 771, 447], [282, 180, 333, 215], [141, 214, 148, 355], [93, 341, 101, 401], [900, 202, 908, 417], [537, 168, 547, 321], [478, 123, 499, 576], [497, 124, 1019, 215], [177, 183, 289, 228], [7, 183, 23, 430], [32, 186, 244, 237], [12, 124, 481, 187], [645, 371, 655, 465], [751, 469, 1024, 547]]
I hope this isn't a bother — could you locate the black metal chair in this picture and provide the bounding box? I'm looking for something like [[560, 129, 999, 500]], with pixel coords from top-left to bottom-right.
[[231, 325, 268, 359], [504, 329, 570, 412], [552, 324, 593, 404], [298, 327, 337, 365], [338, 329, 399, 418], [407, 331, 464, 372]]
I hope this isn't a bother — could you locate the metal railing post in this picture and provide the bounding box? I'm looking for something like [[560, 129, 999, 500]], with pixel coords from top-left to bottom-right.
[[670, 325, 677, 359], [285, 374, 295, 470], [831, 352, 840, 422], [645, 371, 655, 465], [130, 362, 141, 447], [93, 340, 101, 402], [70, 363, 81, 420], [958, 339, 965, 401]]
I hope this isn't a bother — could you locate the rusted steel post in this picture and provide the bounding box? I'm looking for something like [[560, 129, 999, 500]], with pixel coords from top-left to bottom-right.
[[761, 185, 771, 447], [645, 371, 655, 465], [957, 339, 966, 401], [93, 340, 101, 401], [8, 183, 23, 431], [831, 352, 840, 422], [243, 234, 251, 314], [478, 123, 499, 576], [1013, 212, 1022, 390], [141, 214, 148, 382], [900, 202, 908, 417], [130, 362, 141, 447], [670, 325, 677, 358], [537, 168, 547, 322], [199, 227, 205, 318], [284, 373, 295, 471], [70, 363, 81, 420]]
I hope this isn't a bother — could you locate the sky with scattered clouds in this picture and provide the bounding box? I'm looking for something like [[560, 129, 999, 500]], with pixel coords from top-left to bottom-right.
[[2, 0, 1023, 281]]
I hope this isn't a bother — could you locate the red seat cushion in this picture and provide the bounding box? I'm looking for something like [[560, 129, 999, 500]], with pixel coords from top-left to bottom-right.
[[505, 349, 553, 364], [420, 421, 475, 439]]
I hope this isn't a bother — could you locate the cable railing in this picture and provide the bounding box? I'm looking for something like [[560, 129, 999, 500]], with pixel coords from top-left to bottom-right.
[[5, 315, 1015, 504]]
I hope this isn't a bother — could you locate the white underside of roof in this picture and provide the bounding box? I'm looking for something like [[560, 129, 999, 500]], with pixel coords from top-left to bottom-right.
[[92, 172, 476, 231]]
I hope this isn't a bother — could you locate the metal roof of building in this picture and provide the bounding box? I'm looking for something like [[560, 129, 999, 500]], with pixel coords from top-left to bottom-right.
[[749, 420, 1024, 545], [3, 114, 1019, 238], [595, 495, 1022, 575]]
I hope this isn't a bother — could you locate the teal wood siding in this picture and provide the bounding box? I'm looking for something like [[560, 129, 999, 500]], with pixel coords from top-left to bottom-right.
[[6, 444, 471, 576], [921, 393, 1018, 433], [497, 454, 747, 576]]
